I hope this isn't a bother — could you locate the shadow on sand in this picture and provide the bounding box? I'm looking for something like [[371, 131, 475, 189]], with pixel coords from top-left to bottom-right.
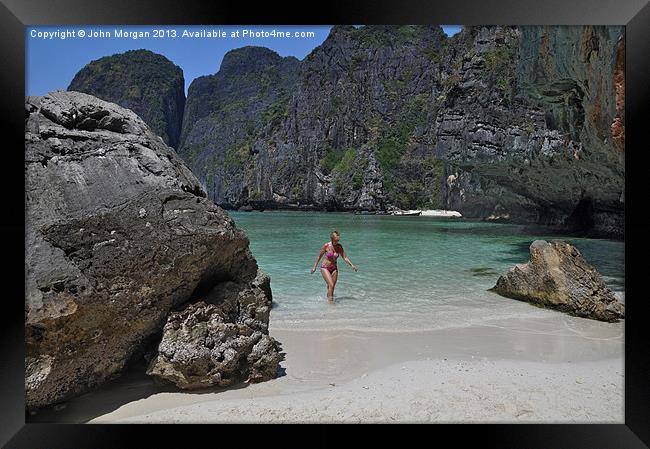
[[27, 351, 288, 424]]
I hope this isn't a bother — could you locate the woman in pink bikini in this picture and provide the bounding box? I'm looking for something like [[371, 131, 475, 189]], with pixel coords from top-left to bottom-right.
[[311, 230, 358, 300]]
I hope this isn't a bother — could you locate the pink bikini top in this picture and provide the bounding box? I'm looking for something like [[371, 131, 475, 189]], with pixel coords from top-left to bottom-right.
[[325, 244, 340, 262]]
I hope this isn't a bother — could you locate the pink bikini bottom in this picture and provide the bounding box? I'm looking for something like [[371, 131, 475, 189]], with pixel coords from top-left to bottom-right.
[[321, 263, 337, 274]]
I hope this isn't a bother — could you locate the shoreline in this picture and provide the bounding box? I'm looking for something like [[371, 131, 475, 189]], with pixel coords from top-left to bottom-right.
[[29, 314, 624, 424], [227, 208, 624, 241]]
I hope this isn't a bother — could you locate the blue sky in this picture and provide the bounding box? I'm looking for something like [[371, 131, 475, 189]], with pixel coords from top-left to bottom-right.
[[26, 25, 463, 96]]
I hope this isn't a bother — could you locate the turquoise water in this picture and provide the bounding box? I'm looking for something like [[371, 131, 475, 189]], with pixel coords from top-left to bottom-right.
[[230, 211, 625, 332]]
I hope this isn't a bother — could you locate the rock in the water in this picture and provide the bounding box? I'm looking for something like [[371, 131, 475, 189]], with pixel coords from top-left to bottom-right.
[[490, 240, 624, 322], [25, 90, 276, 411]]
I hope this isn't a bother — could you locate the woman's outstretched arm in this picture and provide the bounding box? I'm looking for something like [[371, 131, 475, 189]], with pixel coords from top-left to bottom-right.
[[339, 247, 358, 272], [311, 244, 327, 273]]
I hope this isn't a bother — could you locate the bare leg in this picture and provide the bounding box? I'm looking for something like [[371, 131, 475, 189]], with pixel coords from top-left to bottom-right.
[[320, 268, 335, 299], [331, 270, 338, 296]]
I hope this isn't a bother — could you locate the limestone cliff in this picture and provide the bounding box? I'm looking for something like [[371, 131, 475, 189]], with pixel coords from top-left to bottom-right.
[[67, 26, 624, 237], [68, 49, 186, 148], [176, 26, 624, 237]]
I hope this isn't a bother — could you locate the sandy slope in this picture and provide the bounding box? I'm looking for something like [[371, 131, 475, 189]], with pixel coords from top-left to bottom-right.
[[96, 357, 622, 423], [76, 315, 624, 424]]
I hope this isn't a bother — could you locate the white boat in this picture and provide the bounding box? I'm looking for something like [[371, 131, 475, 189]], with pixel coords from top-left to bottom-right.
[[391, 209, 422, 216], [419, 209, 462, 218]]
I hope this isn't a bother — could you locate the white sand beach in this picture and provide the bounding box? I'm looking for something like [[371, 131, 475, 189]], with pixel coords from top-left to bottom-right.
[[51, 312, 624, 424], [389, 209, 462, 217], [25, 211, 625, 425]]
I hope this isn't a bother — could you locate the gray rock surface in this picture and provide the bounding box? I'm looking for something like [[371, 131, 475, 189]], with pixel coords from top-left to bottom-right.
[[145, 273, 282, 389], [25, 91, 277, 411], [490, 240, 624, 321]]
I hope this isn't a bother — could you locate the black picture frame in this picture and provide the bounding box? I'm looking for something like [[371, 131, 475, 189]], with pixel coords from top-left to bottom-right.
[[2, 0, 649, 447]]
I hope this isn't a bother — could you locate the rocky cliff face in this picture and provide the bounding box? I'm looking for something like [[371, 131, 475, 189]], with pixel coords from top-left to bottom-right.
[[174, 25, 624, 237], [25, 91, 280, 411], [178, 46, 300, 207], [180, 27, 449, 211], [68, 49, 186, 149], [435, 26, 624, 238]]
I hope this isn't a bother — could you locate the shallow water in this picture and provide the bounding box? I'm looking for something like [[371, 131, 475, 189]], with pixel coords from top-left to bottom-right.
[[28, 211, 624, 423], [230, 211, 625, 332]]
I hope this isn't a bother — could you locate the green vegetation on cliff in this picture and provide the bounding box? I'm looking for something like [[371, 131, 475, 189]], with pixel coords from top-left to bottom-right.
[[377, 93, 430, 177], [224, 141, 253, 169], [484, 46, 514, 72], [68, 49, 185, 148], [320, 147, 345, 174], [483, 44, 516, 103], [263, 94, 290, 131]]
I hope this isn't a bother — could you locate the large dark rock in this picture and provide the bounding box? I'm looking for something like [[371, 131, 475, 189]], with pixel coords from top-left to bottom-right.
[[490, 240, 624, 322], [68, 49, 186, 149], [25, 91, 277, 411]]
